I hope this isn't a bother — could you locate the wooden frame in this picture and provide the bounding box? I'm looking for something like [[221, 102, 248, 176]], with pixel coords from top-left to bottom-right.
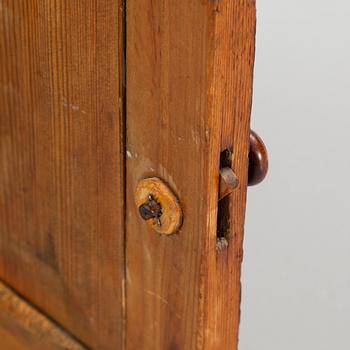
[[0, 281, 85, 349], [1, 0, 256, 348], [126, 1, 256, 348]]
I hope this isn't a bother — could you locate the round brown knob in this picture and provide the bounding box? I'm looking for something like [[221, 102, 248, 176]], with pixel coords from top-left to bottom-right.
[[248, 130, 268, 186]]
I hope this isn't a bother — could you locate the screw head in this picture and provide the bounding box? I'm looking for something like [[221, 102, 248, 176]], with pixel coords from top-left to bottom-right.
[[139, 195, 162, 224], [135, 177, 182, 235]]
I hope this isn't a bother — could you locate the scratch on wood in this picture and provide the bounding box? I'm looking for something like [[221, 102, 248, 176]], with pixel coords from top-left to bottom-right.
[[144, 290, 169, 305]]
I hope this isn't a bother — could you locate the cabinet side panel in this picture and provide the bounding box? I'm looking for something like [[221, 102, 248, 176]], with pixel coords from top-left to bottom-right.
[[0, 1, 125, 348]]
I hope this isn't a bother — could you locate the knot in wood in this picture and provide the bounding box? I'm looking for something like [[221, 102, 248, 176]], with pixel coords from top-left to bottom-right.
[[135, 177, 183, 235]]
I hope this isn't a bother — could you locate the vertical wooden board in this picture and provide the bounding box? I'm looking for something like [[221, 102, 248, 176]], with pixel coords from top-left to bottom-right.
[[126, 0, 256, 349], [205, 1, 256, 349], [0, 1, 125, 349], [126, 1, 211, 348]]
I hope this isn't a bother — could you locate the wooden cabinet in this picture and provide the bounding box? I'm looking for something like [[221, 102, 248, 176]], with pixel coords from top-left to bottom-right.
[[0, 1, 264, 349]]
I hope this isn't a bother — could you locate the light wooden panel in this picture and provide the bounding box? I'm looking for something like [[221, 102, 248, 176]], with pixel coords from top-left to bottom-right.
[[126, 0, 256, 349], [0, 280, 85, 350], [205, 1, 256, 348], [0, 1, 125, 349]]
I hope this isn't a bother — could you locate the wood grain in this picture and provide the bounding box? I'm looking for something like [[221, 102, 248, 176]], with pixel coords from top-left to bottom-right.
[[126, 0, 256, 349], [0, 280, 85, 350], [0, 1, 125, 349], [205, 0, 256, 348]]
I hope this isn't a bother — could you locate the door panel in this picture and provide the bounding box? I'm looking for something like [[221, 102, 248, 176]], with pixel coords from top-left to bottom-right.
[[1, 0, 256, 349], [126, 0, 256, 349], [0, 1, 124, 349]]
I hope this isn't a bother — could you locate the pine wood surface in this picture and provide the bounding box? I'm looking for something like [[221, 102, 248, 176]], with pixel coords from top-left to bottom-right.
[[0, 280, 85, 350], [0, 1, 125, 349], [126, 0, 256, 349], [205, 1, 256, 348], [1, 0, 256, 348]]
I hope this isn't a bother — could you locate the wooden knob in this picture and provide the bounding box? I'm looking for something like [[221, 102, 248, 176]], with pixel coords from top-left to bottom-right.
[[248, 130, 268, 186]]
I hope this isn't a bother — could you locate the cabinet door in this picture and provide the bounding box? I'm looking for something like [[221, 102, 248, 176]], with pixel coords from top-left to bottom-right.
[[125, 1, 256, 349], [1, 0, 258, 349], [0, 1, 124, 349]]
